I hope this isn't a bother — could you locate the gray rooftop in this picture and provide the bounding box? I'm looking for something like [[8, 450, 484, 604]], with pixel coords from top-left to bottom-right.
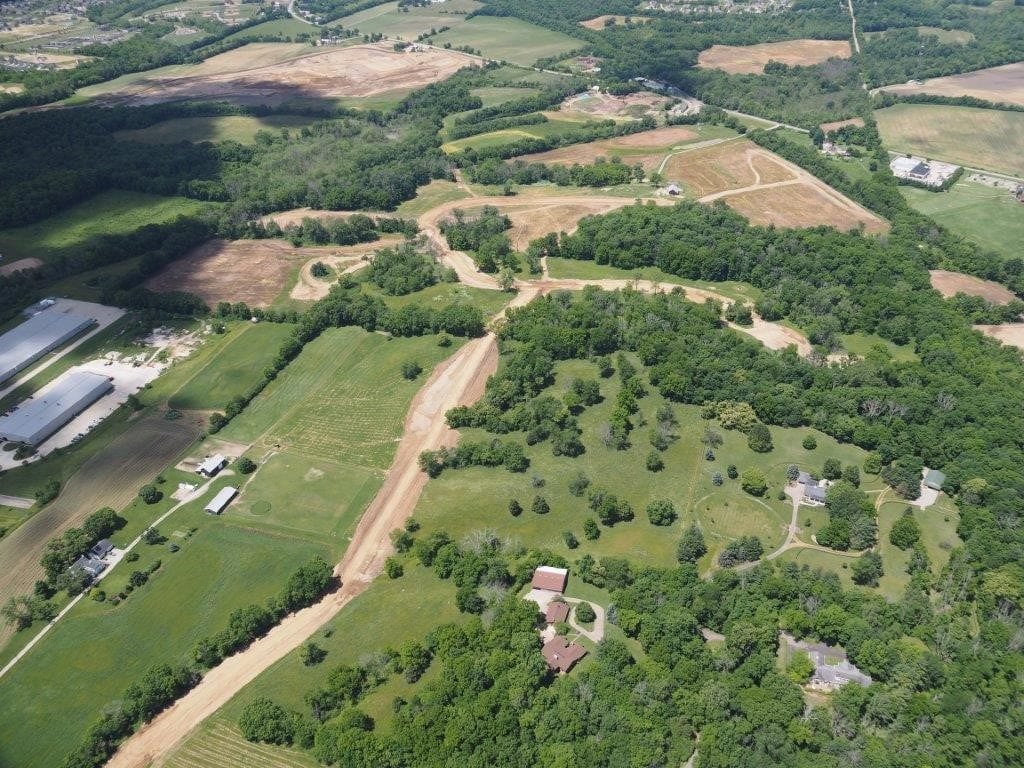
[[804, 485, 827, 502], [0, 309, 95, 384], [924, 469, 946, 490], [798, 471, 817, 486], [0, 370, 112, 445]]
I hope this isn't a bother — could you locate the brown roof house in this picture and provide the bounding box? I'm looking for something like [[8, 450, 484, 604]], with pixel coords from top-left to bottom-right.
[[531, 566, 569, 593], [542, 635, 587, 673], [545, 600, 570, 624]]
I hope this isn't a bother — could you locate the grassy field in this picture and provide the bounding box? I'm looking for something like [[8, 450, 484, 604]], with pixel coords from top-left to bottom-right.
[[168, 322, 296, 410], [0, 191, 208, 261], [875, 103, 1024, 177], [221, 327, 462, 467], [0, 501, 329, 768], [114, 114, 322, 144], [224, 17, 319, 41], [395, 179, 470, 216], [332, 0, 481, 39], [415, 357, 878, 570], [442, 115, 600, 153], [901, 179, 1024, 261], [426, 16, 583, 66], [471, 86, 539, 107], [362, 281, 512, 317], [839, 332, 919, 362]]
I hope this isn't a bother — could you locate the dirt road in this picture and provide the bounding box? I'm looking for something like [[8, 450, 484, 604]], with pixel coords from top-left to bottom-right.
[[108, 334, 498, 768]]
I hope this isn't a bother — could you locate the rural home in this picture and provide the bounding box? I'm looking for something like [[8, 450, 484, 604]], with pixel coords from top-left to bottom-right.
[[923, 469, 946, 491], [532, 566, 569, 593], [545, 600, 570, 624], [89, 539, 114, 559], [797, 472, 827, 505], [196, 453, 228, 478], [204, 486, 238, 515], [70, 555, 107, 582], [783, 633, 872, 691], [542, 635, 588, 673]]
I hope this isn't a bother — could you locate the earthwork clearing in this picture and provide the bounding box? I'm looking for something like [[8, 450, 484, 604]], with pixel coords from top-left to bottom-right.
[[877, 61, 1024, 107], [558, 90, 670, 121], [697, 39, 851, 74], [579, 15, 651, 29], [928, 269, 1016, 304], [517, 125, 705, 171]]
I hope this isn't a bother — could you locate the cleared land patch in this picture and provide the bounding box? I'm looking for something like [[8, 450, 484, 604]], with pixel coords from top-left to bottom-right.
[[902, 180, 1024, 260], [441, 114, 604, 153], [290, 236, 405, 301], [976, 324, 1024, 351], [426, 16, 583, 67], [76, 42, 478, 106], [820, 117, 864, 132], [145, 238, 350, 308], [559, 90, 669, 121], [878, 61, 1024, 106], [517, 125, 707, 170], [0, 191, 208, 262], [876, 103, 1024, 177], [697, 39, 851, 74], [330, 0, 481, 39], [113, 114, 321, 144], [579, 14, 650, 29], [929, 269, 1016, 304]]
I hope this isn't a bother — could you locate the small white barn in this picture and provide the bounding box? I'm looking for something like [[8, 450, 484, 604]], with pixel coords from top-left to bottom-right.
[[197, 454, 228, 478], [204, 486, 238, 515]]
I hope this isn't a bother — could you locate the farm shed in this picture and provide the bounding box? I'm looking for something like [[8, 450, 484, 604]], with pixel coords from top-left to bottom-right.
[[0, 370, 113, 445], [532, 566, 569, 593], [204, 486, 238, 515], [197, 454, 228, 478], [0, 308, 95, 385], [923, 469, 946, 491]]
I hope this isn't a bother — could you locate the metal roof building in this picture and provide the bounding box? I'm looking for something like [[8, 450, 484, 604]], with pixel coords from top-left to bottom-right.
[[0, 370, 113, 445], [204, 486, 238, 515], [0, 309, 95, 385]]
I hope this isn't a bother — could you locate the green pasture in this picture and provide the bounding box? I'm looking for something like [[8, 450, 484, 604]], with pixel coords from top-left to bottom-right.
[[0, 507, 328, 768], [543, 257, 763, 303], [331, 0, 481, 39], [876, 103, 1024, 177], [224, 17, 319, 41], [874, 497, 960, 598], [415, 357, 877, 570], [442, 115, 601, 153], [228, 450, 378, 550], [395, 180, 470, 216], [114, 114, 322, 144], [901, 180, 1024, 261], [472, 86, 540, 107], [427, 16, 584, 66], [168, 322, 296, 410], [839, 332, 919, 362], [0, 191, 208, 262], [362, 281, 511, 317], [220, 327, 462, 467]]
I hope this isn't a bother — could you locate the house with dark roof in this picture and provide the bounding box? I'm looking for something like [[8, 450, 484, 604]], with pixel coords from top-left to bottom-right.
[[797, 471, 816, 486], [89, 539, 114, 559], [783, 633, 871, 691], [70, 556, 107, 581], [804, 485, 827, 504], [542, 635, 587, 673], [545, 600, 570, 624], [923, 469, 946, 491]]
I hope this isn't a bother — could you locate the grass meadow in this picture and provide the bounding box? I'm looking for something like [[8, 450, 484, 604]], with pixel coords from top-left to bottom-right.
[[427, 16, 584, 66], [114, 114, 322, 144], [901, 179, 1024, 261], [0, 191, 208, 261], [331, 0, 481, 39], [875, 103, 1024, 177], [442, 115, 602, 153]]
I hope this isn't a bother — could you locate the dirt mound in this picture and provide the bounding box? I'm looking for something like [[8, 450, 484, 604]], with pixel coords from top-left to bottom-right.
[[930, 270, 1016, 304]]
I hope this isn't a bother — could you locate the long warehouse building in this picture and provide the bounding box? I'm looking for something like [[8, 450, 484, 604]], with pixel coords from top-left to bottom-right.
[[0, 308, 96, 385], [0, 370, 113, 446]]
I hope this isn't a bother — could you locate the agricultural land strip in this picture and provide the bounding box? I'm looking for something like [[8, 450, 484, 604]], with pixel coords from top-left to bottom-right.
[[877, 61, 1024, 107], [928, 269, 1016, 304], [697, 39, 851, 75]]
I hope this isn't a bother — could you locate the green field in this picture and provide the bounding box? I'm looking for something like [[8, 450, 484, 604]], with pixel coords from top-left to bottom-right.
[[0, 504, 329, 768], [224, 17, 320, 41], [839, 332, 919, 362], [395, 180, 470, 215], [427, 16, 584, 66], [0, 191, 208, 261], [332, 0, 481, 39], [901, 179, 1024, 260], [114, 114, 322, 144], [876, 103, 1024, 177], [363, 281, 511, 317], [221, 327, 462, 467], [168, 322, 297, 410], [471, 85, 540, 107], [442, 115, 600, 153], [416, 357, 880, 570]]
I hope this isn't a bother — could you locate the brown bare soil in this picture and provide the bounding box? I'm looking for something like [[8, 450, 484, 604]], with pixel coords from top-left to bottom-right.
[[820, 117, 865, 133], [559, 90, 669, 120], [290, 236, 405, 301], [878, 62, 1024, 107], [146, 239, 347, 308], [697, 39, 851, 75], [95, 43, 480, 106], [929, 269, 1017, 304], [724, 183, 887, 234], [976, 324, 1024, 350], [260, 208, 389, 228], [579, 14, 650, 29], [519, 126, 698, 169], [0, 413, 200, 649], [0, 257, 42, 276], [664, 140, 779, 196]]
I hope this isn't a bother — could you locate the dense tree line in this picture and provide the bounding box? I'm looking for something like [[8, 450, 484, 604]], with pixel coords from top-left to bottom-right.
[[465, 156, 641, 187]]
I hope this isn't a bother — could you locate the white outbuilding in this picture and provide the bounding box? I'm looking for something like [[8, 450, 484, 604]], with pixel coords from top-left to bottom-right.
[[204, 486, 238, 515]]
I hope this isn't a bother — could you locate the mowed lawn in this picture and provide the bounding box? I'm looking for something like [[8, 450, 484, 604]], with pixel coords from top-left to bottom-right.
[[114, 114, 323, 144], [901, 179, 1024, 261], [0, 507, 329, 768], [168, 322, 297, 410], [0, 190, 208, 261], [443, 115, 600, 153], [875, 103, 1024, 177], [427, 16, 583, 66], [415, 357, 877, 571], [221, 327, 463, 468]]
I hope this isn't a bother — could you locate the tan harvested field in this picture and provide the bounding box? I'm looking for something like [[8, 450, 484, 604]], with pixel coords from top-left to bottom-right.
[[86, 43, 480, 106], [878, 62, 1024, 106], [0, 257, 42, 276], [290, 235, 405, 301], [0, 413, 200, 648], [579, 14, 650, 29], [820, 117, 864, 132], [559, 90, 668, 120], [976, 324, 1024, 350], [0, 51, 92, 69], [665, 139, 887, 233], [0, 83, 24, 94], [146, 239, 355, 307], [697, 39, 851, 75], [930, 269, 1017, 304], [519, 126, 699, 170], [260, 208, 390, 228]]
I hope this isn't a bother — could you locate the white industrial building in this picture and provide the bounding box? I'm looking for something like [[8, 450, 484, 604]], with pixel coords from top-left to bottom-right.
[[204, 486, 238, 515], [0, 370, 113, 445], [0, 308, 96, 385]]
